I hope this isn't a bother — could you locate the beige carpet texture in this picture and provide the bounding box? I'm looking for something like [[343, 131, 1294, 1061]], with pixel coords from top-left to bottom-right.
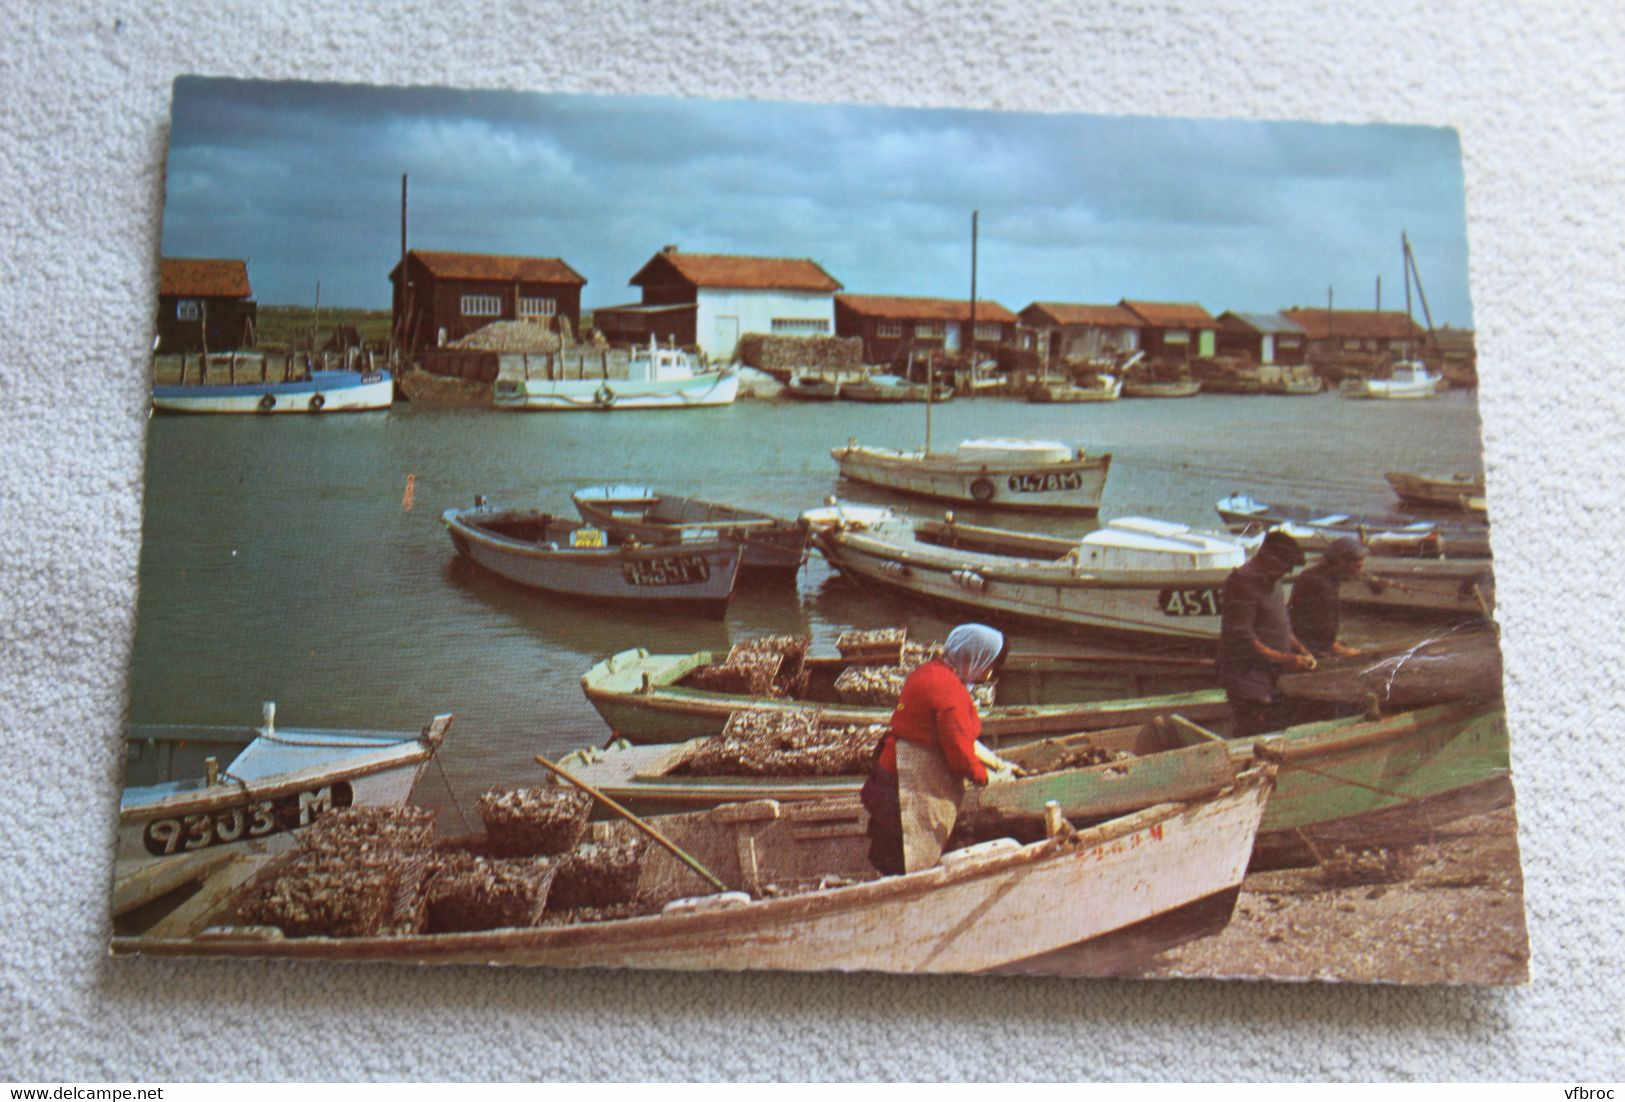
[[2, 0, 1621, 1082]]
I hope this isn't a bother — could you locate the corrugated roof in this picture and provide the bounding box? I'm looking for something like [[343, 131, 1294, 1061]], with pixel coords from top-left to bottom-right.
[[1282, 309, 1424, 341], [399, 250, 587, 285], [159, 258, 252, 298], [1219, 311, 1306, 335], [1121, 299, 1217, 328], [632, 250, 842, 292], [836, 294, 1018, 323], [1021, 302, 1140, 328]]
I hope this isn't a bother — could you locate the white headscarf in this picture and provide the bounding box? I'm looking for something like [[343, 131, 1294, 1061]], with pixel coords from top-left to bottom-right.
[[942, 623, 1005, 685]]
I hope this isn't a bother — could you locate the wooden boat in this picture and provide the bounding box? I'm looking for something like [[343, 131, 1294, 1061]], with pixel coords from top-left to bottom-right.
[[1384, 471, 1487, 511], [782, 373, 843, 400], [1340, 361, 1443, 399], [1324, 556, 1496, 618], [832, 438, 1112, 514], [1122, 377, 1201, 398], [118, 704, 452, 865], [840, 374, 955, 403], [1025, 374, 1122, 402], [1215, 493, 1492, 559], [1263, 372, 1325, 395], [579, 645, 1225, 746], [442, 501, 744, 617], [803, 505, 1247, 645], [557, 699, 1509, 869], [571, 485, 803, 574], [151, 368, 394, 414], [111, 767, 1274, 974], [492, 339, 738, 411]]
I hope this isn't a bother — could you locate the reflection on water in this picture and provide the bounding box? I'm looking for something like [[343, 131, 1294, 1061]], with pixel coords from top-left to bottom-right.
[[128, 391, 1490, 811]]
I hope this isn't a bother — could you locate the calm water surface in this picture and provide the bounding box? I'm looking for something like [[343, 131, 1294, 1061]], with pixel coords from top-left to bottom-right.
[[128, 390, 1489, 817]]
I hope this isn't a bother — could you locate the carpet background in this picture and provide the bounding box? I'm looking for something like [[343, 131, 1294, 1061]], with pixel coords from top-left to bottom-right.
[[2, 0, 1621, 1081]]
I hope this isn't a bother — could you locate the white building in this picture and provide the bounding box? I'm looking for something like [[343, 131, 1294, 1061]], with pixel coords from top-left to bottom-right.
[[592, 246, 843, 361]]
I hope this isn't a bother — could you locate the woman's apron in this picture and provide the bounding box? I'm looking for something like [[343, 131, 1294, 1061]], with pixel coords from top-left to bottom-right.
[[894, 740, 966, 873]]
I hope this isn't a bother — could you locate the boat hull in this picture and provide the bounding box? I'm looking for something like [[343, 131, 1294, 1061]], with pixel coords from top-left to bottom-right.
[[572, 491, 803, 574], [492, 369, 739, 411], [1384, 471, 1487, 510], [1122, 380, 1201, 398], [150, 372, 394, 414], [832, 445, 1111, 515], [112, 770, 1272, 974], [443, 509, 743, 616], [580, 648, 1228, 746]]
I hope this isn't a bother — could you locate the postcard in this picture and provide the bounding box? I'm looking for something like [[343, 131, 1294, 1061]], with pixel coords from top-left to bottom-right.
[[113, 76, 1524, 983]]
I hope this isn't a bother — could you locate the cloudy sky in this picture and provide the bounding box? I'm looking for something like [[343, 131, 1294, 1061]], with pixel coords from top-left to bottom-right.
[[161, 77, 1473, 325]]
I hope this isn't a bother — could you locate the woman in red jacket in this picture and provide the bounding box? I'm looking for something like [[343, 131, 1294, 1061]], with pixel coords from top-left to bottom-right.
[[859, 623, 1021, 875]]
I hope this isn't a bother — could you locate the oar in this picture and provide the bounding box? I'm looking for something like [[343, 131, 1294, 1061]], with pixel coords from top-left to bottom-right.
[[535, 754, 729, 894]]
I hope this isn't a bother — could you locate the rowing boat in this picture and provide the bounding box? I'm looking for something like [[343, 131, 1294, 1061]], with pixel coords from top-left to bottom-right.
[[1215, 493, 1491, 558], [571, 485, 803, 574], [1384, 471, 1487, 511], [579, 645, 1224, 745], [832, 438, 1112, 514], [111, 767, 1273, 974]]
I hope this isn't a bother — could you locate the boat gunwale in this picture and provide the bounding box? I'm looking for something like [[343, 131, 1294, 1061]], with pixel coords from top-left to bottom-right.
[[443, 508, 743, 567], [833, 445, 1111, 477]]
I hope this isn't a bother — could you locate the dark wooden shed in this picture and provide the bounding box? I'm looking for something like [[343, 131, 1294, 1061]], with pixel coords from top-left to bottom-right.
[[156, 258, 258, 353], [389, 250, 586, 352], [834, 294, 1018, 363], [1216, 311, 1308, 365]]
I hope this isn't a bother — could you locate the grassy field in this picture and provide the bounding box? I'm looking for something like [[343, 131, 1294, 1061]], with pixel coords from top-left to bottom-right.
[[254, 305, 393, 350]]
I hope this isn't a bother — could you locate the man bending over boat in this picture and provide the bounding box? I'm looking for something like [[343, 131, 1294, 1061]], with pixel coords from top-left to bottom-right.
[[1288, 536, 1367, 661], [1217, 530, 1316, 737], [860, 624, 1023, 875]]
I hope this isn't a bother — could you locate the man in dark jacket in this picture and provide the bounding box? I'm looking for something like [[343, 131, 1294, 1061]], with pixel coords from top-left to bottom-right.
[[1289, 536, 1368, 659], [1217, 529, 1315, 736]]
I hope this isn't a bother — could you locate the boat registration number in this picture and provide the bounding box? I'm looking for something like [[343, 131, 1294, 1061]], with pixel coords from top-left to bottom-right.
[[360, 372, 384, 384], [623, 554, 712, 587], [1157, 588, 1223, 616], [141, 782, 354, 857], [1007, 471, 1084, 493]]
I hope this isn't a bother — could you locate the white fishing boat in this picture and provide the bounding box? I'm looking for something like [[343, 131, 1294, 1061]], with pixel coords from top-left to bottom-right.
[[1025, 373, 1122, 403], [492, 339, 739, 411], [151, 368, 394, 414], [1339, 361, 1443, 399], [802, 505, 1248, 644], [118, 704, 452, 865], [113, 768, 1273, 975], [1215, 493, 1492, 559], [832, 437, 1113, 514], [443, 500, 744, 616]]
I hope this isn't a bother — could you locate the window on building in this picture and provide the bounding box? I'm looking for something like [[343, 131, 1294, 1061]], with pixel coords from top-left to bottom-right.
[[461, 294, 501, 317], [518, 296, 557, 318], [770, 318, 831, 335], [176, 300, 200, 321], [877, 322, 904, 339], [974, 323, 1002, 341], [1164, 329, 1190, 344], [1343, 339, 1363, 351], [915, 321, 945, 339], [1278, 336, 1302, 349], [1388, 339, 1410, 351]]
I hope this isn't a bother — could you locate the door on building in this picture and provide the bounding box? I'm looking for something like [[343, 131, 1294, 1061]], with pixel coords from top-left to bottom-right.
[[944, 323, 961, 353], [1261, 334, 1276, 365], [714, 315, 741, 362]]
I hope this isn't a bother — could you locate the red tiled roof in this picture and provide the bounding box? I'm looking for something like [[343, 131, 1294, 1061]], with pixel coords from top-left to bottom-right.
[[633, 250, 841, 292], [836, 294, 1018, 324], [1021, 302, 1140, 328], [1282, 309, 1426, 341], [1121, 300, 1217, 328], [159, 258, 252, 298], [400, 250, 586, 285]]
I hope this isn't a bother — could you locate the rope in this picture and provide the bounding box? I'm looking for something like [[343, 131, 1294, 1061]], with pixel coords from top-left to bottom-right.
[[433, 753, 475, 835]]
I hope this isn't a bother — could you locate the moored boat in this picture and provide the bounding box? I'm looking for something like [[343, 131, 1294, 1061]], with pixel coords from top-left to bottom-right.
[[1384, 471, 1487, 511], [151, 368, 394, 414], [579, 645, 1225, 746], [1340, 361, 1443, 399], [571, 486, 804, 574], [1122, 377, 1201, 398], [782, 373, 843, 400], [832, 437, 1112, 514], [118, 704, 452, 866], [492, 339, 739, 411], [1216, 493, 1492, 559], [111, 767, 1274, 974], [557, 699, 1510, 869], [442, 500, 744, 616], [803, 504, 1247, 645], [839, 374, 955, 403], [1025, 374, 1122, 402]]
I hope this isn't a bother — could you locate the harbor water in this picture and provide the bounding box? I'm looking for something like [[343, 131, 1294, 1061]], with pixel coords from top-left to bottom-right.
[[127, 390, 1490, 820]]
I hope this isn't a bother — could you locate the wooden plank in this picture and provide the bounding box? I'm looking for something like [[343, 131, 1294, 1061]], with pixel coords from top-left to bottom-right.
[[112, 848, 240, 916], [143, 854, 274, 940]]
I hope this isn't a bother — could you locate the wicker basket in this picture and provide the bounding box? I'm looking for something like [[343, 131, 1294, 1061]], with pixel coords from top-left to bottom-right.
[[425, 854, 559, 932], [548, 838, 649, 911], [477, 786, 594, 857]]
